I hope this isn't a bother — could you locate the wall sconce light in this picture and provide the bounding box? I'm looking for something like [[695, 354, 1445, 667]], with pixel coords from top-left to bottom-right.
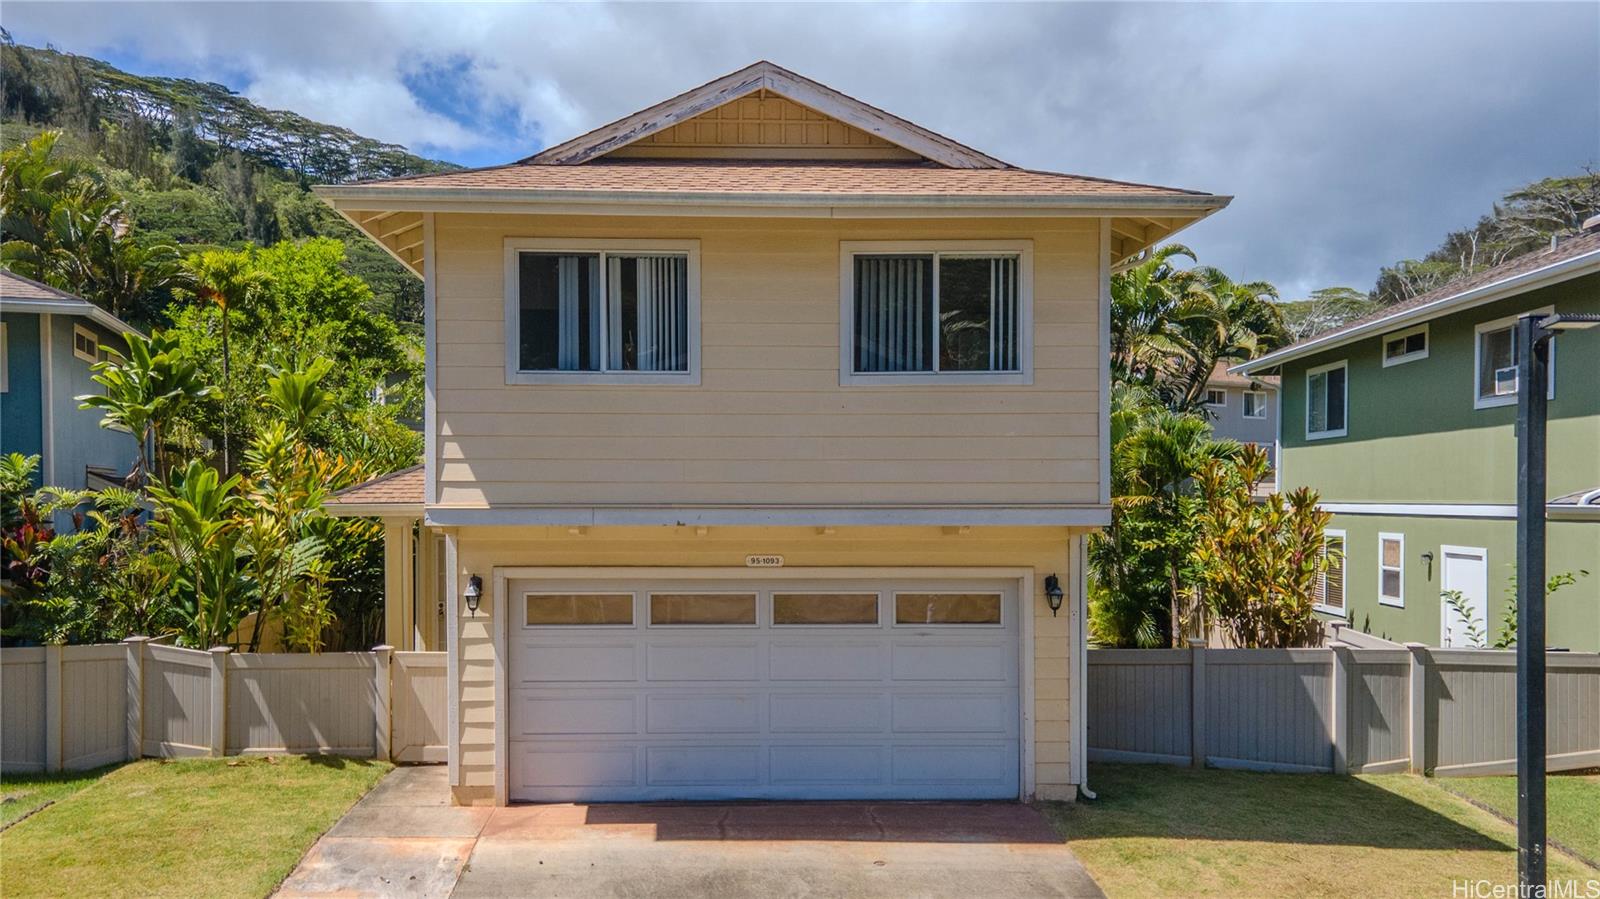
[[1044, 574, 1064, 616], [464, 575, 483, 616], [1421, 551, 1434, 581]]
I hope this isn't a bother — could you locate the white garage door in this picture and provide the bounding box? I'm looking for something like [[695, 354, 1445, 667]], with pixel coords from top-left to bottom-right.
[[506, 577, 1021, 802]]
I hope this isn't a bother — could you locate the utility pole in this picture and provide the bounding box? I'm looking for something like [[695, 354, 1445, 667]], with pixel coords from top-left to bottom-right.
[[1513, 310, 1598, 894]]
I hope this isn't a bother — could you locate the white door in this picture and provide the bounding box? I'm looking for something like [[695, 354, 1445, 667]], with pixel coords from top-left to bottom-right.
[[1440, 546, 1488, 648], [505, 577, 1021, 802]]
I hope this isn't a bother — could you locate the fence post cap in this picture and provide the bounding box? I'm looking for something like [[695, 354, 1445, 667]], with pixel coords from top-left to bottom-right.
[[371, 644, 395, 654], [1187, 638, 1208, 649], [208, 645, 232, 654], [1327, 641, 1350, 651], [1402, 642, 1429, 650], [122, 635, 154, 644]]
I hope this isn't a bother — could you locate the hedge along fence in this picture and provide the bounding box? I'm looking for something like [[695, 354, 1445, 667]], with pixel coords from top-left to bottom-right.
[[1, 639, 448, 773], [1087, 642, 1600, 777]]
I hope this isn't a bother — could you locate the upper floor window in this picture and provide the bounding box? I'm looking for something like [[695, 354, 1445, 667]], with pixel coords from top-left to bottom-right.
[[504, 238, 700, 385], [1204, 388, 1227, 407], [1474, 309, 1555, 410], [1305, 360, 1347, 439], [1242, 390, 1268, 419], [840, 241, 1032, 386], [72, 324, 99, 363], [1382, 324, 1428, 367]]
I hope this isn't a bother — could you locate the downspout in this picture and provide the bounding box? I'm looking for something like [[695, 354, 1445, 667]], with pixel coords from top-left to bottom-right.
[[1073, 533, 1097, 800]]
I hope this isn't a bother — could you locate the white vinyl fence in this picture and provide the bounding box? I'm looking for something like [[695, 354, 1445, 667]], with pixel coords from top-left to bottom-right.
[[2, 639, 447, 773], [1088, 641, 1600, 777]]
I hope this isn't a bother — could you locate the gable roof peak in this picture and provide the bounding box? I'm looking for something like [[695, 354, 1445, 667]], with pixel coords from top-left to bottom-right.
[[523, 60, 1011, 170]]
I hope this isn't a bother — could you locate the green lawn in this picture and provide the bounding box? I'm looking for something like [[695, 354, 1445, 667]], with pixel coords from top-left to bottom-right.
[[0, 756, 391, 899], [1047, 764, 1597, 898], [1435, 773, 1600, 866], [1, 767, 114, 826]]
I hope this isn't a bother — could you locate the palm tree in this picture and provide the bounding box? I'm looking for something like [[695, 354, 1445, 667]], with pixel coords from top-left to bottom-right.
[[78, 330, 213, 486], [183, 251, 270, 474], [1109, 244, 1195, 383], [1121, 410, 1238, 646], [1158, 267, 1286, 411]]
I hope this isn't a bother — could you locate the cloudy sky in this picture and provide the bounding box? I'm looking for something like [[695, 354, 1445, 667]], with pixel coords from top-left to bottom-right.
[[5, 2, 1597, 297]]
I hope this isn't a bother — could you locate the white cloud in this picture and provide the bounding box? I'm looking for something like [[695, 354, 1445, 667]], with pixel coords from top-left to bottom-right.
[[4, 1, 1596, 297]]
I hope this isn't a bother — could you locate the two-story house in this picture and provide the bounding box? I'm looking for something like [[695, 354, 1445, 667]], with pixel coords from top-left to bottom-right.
[[319, 62, 1228, 806], [1200, 361, 1279, 484], [1235, 226, 1600, 652], [0, 271, 142, 492]]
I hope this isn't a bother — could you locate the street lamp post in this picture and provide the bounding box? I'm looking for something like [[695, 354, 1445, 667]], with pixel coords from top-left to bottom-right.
[[1514, 311, 1598, 893]]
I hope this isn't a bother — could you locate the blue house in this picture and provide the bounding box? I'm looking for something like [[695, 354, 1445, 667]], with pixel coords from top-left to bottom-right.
[[1, 271, 142, 491]]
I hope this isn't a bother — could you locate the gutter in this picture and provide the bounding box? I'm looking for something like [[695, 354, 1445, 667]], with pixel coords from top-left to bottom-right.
[[0, 299, 144, 338], [1233, 248, 1600, 374]]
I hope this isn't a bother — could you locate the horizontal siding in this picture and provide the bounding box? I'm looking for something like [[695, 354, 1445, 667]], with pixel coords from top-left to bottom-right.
[[433, 214, 1103, 509]]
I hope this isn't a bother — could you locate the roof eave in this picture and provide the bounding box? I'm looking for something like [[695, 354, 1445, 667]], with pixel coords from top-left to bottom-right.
[[325, 502, 424, 518], [0, 298, 144, 337], [1233, 248, 1600, 375], [314, 184, 1231, 214]]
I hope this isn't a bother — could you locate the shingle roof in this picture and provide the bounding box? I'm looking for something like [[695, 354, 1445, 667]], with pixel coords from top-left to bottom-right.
[[1237, 229, 1600, 373], [0, 270, 142, 335], [1207, 361, 1279, 389], [326, 465, 423, 511], [1, 269, 83, 301], [336, 158, 1215, 201]]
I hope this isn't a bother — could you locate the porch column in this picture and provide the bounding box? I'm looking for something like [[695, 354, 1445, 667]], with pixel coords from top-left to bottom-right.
[[382, 518, 418, 650]]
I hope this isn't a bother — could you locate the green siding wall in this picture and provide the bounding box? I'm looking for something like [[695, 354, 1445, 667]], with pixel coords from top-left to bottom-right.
[[1321, 513, 1599, 652], [1280, 276, 1600, 504]]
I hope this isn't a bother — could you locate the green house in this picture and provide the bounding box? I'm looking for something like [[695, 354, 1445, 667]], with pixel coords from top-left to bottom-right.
[[1235, 228, 1600, 651]]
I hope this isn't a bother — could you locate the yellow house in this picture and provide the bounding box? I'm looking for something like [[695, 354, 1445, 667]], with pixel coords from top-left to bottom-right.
[[319, 62, 1228, 806]]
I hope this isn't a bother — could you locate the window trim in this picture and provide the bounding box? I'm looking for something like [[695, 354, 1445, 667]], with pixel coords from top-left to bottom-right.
[[1204, 388, 1227, 408], [1242, 389, 1268, 419], [1314, 528, 1347, 616], [838, 240, 1034, 386], [72, 323, 99, 364], [1380, 324, 1429, 367], [1473, 307, 1555, 410], [503, 237, 702, 386], [1377, 532, 1405, 608], [1305, 359, 1348, 440]]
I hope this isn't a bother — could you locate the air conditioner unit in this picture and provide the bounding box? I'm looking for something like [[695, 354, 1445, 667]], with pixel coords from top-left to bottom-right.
[[1493, 366, 1518, 396]]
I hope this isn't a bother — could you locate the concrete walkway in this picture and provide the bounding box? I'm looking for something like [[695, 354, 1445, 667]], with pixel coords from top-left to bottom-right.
[[276, 767, 1104, 898]]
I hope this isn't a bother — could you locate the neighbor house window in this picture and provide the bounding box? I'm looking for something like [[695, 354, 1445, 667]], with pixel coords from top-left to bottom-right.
[[1306, 360, 1347, 439], [1378, 533, 1404, 607], [1243, 390, 1268, 418], [1205, 388, 1227, 407], [840, 242, 1032, 385], [1474, 309, 1555, 409], [72, 324, 98, 363], [1317, 530, 1346, 614], [504, 239, 700, 385], [1382, 324, 1428, 367]]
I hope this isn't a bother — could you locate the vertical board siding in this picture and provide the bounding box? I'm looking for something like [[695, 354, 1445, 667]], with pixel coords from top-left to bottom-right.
[[393, 652, 449, 762], [1204, 651, 1333, 772], [1084, 651, 1190, 764], [143, 644, 213, 757], [1088, 647, 1598, 776], [226, 654, 378, 756], [61, 645, 128, 769], [2, 648, 47, 772], [1346, 652, 1410, 771]]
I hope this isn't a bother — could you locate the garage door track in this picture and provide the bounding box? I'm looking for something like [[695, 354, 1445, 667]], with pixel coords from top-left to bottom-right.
[[276, 766, 1105, 898]]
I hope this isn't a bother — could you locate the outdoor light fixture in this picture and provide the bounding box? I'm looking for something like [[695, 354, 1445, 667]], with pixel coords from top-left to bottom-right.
[[1044, 574, 1064, 616], [464, 575, 482, 616], [1421, 551, 1434, 580]]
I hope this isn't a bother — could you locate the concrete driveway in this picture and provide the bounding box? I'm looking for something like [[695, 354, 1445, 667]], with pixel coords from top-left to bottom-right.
[[276, 767, 1104, 899]]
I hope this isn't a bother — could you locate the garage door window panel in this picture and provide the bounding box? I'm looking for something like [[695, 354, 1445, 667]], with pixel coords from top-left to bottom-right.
[[525, 593, 635, 627], [894, 593, 1004, 626], [772, 593, 881, 626], [649, 592, 759, 626]]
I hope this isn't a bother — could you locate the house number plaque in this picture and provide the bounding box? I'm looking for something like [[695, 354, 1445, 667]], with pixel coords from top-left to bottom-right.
[[745, 554, 784, 568]]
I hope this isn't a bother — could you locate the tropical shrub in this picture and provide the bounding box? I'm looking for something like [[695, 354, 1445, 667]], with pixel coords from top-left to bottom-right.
[[1191, 445, 1330, 648]]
